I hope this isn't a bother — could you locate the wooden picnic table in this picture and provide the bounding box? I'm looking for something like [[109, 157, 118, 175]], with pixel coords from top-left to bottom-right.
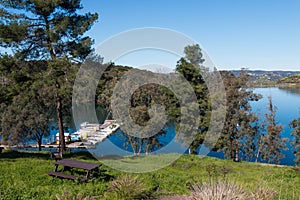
[[48, 159, 101, 182]]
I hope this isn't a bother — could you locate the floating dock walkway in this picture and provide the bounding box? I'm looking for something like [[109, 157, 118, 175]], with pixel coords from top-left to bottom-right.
[[75, 120, 120, 145]]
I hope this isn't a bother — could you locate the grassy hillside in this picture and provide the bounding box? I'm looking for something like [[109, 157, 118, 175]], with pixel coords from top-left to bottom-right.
[[280, 74, 300, 84], [0, 151, 299, 200]]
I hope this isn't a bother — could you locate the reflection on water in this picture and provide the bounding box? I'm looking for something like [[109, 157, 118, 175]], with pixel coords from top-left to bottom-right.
[[279, 86, 300, 96], [21, 88, 299, 166], [92, 87, 300, 166], [252, 87, 300, 166], [90, 123, 189, 157]]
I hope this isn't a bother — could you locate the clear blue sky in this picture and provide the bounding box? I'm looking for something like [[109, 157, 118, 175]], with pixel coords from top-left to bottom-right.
[[80, 0, 300, 71]]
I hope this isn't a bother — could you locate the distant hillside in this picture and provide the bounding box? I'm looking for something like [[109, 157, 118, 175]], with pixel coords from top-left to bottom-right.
[[280, 74, 300, 84], [230, 70, 300, 87], [231, 70, 300, 82]]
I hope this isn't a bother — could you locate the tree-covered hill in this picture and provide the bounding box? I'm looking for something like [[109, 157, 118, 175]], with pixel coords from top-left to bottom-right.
[[280, 74, 300, 84]]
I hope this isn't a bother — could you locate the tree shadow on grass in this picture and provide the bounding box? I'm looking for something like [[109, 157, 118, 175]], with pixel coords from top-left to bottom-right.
[[64, 151, 96, 160], [0, 150, 50, 160], [0, 150, 97, 161]]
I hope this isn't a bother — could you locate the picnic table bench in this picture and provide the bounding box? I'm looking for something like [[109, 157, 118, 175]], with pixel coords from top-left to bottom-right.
[[47, 159, 101, 182]]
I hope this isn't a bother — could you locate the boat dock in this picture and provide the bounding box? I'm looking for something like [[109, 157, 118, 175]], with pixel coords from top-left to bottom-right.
[[75, 120, 120, 145], [0, 120, 120, 150]]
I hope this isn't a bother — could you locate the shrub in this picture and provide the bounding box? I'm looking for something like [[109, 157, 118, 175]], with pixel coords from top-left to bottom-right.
[[252, 188, 276, 200], [190, 181, 252, 200], [108, 175, 148, 200], [190, 182, 277, 200]]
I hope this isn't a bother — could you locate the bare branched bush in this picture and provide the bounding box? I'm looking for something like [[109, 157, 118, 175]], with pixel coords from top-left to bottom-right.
[[252, 188, 276, 200], [108, 175, 146, 200], [190, 182, 277, 200], [191, 182, 252, 200]]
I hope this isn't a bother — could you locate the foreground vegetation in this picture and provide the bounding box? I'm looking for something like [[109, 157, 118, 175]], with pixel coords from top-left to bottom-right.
[[0, 151, 299, 200]]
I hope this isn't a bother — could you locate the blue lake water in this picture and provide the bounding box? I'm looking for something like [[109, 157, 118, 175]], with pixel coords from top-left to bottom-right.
[[91, 87, 300, 166], [17, 87, 299, 166], [250, 87, 300, 165]]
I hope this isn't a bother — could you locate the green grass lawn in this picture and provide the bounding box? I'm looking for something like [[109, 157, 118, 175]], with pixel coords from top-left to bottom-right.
[[0, 150, 299, 200]]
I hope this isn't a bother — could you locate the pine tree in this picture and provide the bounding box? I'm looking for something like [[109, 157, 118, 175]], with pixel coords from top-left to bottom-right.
[[175, 44, 211, 153], [0, 0, 98, 152]]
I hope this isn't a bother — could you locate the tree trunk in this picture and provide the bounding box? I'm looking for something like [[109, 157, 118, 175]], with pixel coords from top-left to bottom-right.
[[44, 18, 56, 60], [255, 149, 260, 162], [234, 139, 239, 162], [235, 148, 239, 162], [38, 139, 42, 151], [138, 142, 142, 155], [255, 136, 262, 162], [34, 133, 43, 152], [56, 83, 65, 153]]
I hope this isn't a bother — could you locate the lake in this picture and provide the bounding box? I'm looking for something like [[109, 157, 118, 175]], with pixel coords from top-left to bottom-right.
[[13, 87, 299, 166], [91, 87, 300, 166], [251, 87, 300, 165]]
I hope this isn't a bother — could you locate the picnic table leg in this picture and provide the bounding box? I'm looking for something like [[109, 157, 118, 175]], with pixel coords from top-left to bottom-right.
[[92, 167, 99, 177], [84, 167, 99, 180], [54, 164, 59, 172], [86, 170, 91, 179]]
